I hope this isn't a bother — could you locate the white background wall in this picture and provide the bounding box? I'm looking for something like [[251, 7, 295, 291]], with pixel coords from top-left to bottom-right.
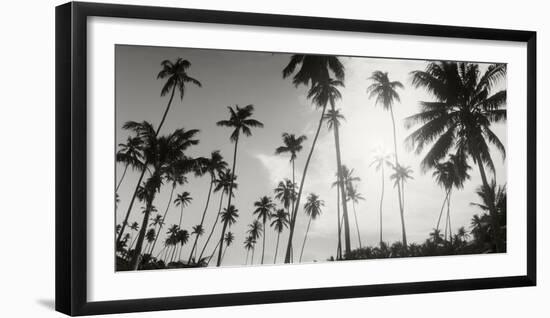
[[0, 0, 546, 316]]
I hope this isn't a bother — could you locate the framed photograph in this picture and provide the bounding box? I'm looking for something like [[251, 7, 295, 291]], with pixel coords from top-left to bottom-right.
[[55, 1, 536, 316]]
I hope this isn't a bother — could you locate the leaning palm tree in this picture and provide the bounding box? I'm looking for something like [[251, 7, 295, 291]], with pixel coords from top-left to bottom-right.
[[270, 208, 290, 264], [346, 185, 365, 249], [117, 59, 201, 248], [216, 205, 239, 266], [216, 104, 263, 266], [187, 151, 228, 263], [243, 236, 256, 265], [198, 169, 237, 262], [176, 228, 190, 262], [366, 71, 406, 246], [282, 55, 345, 264], [253, 196, 276, 264], [275, 133, 307, 223], [116, 136, 144, 192], [299, 193, 324, 262], [247, 220, 263, 265], [127, 124, 200, 270], [221, 231, 235, 262], [188, 225, 204, 261], [370, 150, 393, 244], [407, 62, 506, 251]]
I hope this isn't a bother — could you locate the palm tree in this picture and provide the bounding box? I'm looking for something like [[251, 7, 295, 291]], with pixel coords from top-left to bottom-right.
[[221, 231, 235, 262], [367, 71, 407, 246], [216, 104, 264, 266], [144, 228, 156, 254], [390, 163, 414, 214], [370, 151, 393, 244], [274, 179, 296, 215], [253, 196, 276, 264], [174, 191, 192, 228], [243, 236, 256, 265], [188, 225, 204, 261], [116, 136, 144, 192], [198, 169, 237, 262], [282, 55, 345, 264], [187, 151, 228, 263], [127, 123, 200, 270], [275, 133, 307, 227], [299, 193, 324, 262], [216, 205, 239, 266], [346, 185, 365, 248], [407, 62, 506, 251], [317, 79, 352, 257], [282, 54, 345, 88], [176, 228, 190, 262], [117, 59, 201, 248], [271, 208, 290, 264], [247, 220, 263, 265], [470, 180, 507, 251], [165, 225, 180, 263], [128, 221, 140, 251], [432, 153, 470, 241]]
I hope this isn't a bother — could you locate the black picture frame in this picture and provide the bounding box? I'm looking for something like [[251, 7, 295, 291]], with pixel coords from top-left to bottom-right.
[[55, 1, 537, 316]]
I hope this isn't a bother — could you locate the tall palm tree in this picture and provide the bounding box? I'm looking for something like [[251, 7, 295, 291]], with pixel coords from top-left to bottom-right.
[[127, 123, 200, 270], [367, 71, 406, 246], [187, 151, 228, 263], [116, 136, 144, 192], [198, 169, 237, 261], [407, 62, 506, 251], [174, 191, 192, 228], [253, 196, 276, 264], [117, 59, 201, 248], [216, 205, 239, 266], [221, 231, 235, 262], [299, 193, 324, 262], [346, 185, 365, 248], [282, 55, 345, 264], [274, 179, 296, 216], [275, 133, 307, 226], [216, 104, 264, 266], [390, 164, 414, 221], [270, 208, 290, 264], [247, 220, 263, 265], [243, 236, 256, 265], [370, 151, 393, 244], [165, 224, 180, 263]]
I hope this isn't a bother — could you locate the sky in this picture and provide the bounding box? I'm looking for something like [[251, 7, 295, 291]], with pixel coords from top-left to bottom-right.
[[115, 44, 507, 267]]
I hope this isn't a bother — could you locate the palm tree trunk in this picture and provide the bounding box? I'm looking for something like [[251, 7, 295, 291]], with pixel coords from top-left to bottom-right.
[[474, 153, 502, 252], [198, 193, 224, 261], [251, 248, 255, 265], [207, 239, 221, 265], [116, 164, 129, 193], [285, 104, 327, 263], [329, 98, 351, 255], [178, 243, 184, 262], [217, 135, 239, 266], [129, 233, 138, 251], [379, 166, 385, 245], [148, 183, 176, 255], [447, 191, 452, 244], [261, 222, 266, 264], [436, 190, 450, 232], [352, 202, 362, 248], [188, 177, 215, 263], [155, 245, 166, 259], [299, 217, 313, 262], [336, 183, 342, 259], [389, 106, 407, 247], [130, 202, 154, 270], [222, 245, 229, 262], [245, 250, 249, 265], [116, 85, 177, 248], [274, 232, 281, 264]]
